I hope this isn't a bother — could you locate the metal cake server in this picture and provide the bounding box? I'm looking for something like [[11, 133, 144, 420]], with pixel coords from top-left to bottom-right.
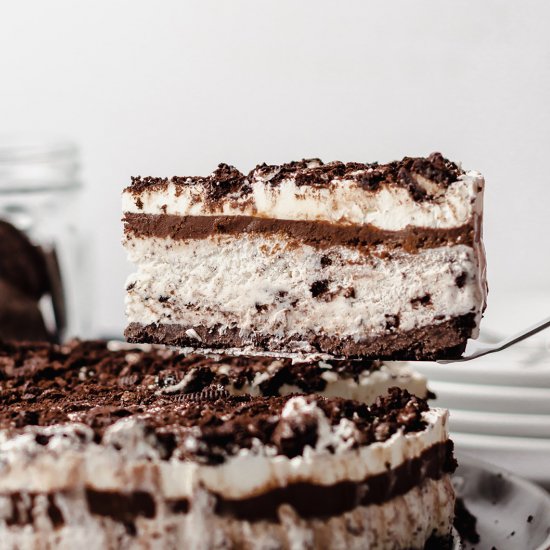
[[437, 315, 550, 364]]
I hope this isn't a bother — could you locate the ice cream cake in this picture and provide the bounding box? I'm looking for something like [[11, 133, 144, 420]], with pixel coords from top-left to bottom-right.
[[0, 340, 456, 550], [123, 153, 486, 360]]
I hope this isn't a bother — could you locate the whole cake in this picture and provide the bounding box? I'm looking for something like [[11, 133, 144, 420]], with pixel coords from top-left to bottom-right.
[[123, 153, 486, 360], [0, 340, 456, 549]]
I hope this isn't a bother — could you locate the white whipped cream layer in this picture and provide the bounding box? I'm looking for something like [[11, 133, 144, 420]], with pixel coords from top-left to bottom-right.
[[122, 171, 484, 230], [124, 235, 484, 340], [0, 402, 448, 500]]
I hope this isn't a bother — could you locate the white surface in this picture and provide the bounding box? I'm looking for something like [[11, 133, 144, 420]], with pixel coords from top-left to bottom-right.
[[450, 409, 550, 439], [428, 380, 550, 415], [1, 1, 549, 336], [417, 356, 550, 387]]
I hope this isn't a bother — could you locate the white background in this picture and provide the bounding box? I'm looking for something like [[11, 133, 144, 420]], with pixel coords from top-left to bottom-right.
[[1, 0, 549, 337]]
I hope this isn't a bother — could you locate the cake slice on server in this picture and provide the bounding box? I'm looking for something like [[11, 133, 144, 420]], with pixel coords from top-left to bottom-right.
[[0, 341, 456, 550], [123, 153, 486, 360]]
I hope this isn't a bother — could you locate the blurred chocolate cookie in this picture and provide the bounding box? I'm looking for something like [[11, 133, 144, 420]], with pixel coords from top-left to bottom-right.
[[0, 219, 58, 342], [0, 280, 49, 341], [0, 220, 49, 300]]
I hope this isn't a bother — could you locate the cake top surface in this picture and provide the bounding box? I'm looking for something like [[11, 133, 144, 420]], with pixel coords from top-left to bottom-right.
[[0, 340, 428, 465], [0, 339, 379, 399], [125, 152, 464, 203]]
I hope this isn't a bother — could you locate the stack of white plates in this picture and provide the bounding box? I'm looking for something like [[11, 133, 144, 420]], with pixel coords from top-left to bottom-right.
[[415, 336, 550, 486]]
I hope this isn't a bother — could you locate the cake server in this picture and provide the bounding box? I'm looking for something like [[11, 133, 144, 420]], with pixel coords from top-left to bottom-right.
[[437, 315, 550, 363]]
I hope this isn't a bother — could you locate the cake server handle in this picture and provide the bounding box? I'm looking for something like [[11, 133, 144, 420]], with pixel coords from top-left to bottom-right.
[[437, 315, 550, 363]]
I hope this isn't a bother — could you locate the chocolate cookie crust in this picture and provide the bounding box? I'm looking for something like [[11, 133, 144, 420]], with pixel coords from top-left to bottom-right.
[[126, 313, 476, 361]]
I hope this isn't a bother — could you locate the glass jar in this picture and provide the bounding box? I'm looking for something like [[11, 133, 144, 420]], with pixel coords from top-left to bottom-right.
[[0, 138, 88, 342]]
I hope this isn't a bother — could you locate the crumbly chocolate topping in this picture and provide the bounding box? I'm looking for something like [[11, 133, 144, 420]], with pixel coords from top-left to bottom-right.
[[128, 163, 251, 202], [126, 153, 464, 203], [0, 339, 379, 400], [251, 153, 462, 198], [0, 340, 427, 465]]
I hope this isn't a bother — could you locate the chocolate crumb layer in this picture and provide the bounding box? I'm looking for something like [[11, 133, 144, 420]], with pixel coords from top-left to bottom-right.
[[126, 153, 464, 203], [126, 313, 476, 361], [0, 340, 430, 465], [0, 339, 379, 402]]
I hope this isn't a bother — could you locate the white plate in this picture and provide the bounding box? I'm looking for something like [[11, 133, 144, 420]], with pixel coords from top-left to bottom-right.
[[453, 432, 550, 485], [414, 356, 550, 388], [454, 452, 550, 550], [449, 409, 550, 439], [427, 380, 550, 414]]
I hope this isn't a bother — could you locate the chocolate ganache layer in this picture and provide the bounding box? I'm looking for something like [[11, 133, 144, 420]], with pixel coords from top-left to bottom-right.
[[124, 213, 475, 253]]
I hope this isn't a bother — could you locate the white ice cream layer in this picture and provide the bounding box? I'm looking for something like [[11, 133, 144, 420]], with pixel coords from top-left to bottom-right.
[[124, 235, 484, 339], [122, 171, 484, 230]]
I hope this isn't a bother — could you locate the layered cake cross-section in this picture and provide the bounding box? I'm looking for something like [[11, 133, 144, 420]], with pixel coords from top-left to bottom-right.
[[0, 341, 456, 549], [123, 153, 487, 360]]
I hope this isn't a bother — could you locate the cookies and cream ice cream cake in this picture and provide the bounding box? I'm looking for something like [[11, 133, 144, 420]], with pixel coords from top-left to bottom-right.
[[0, 341, 456, 549], [123, 153, 486, 360]]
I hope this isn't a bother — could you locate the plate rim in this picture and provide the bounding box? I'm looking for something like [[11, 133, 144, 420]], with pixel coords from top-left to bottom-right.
[[453, 431, 550, 451]]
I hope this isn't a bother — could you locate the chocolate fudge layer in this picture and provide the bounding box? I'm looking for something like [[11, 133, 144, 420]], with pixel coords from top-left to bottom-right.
[[123, 153, 487, 360], [0, 341, 455, 549]]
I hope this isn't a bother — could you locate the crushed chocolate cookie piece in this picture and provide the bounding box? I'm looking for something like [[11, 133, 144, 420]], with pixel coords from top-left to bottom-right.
[[384, 314, 400, 332], [455, 272, 467, 288], [454, 497, 480, 544], [411, 294, 432, 308], [310, 279, 330, 298], [127, 164, 251, 202]]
